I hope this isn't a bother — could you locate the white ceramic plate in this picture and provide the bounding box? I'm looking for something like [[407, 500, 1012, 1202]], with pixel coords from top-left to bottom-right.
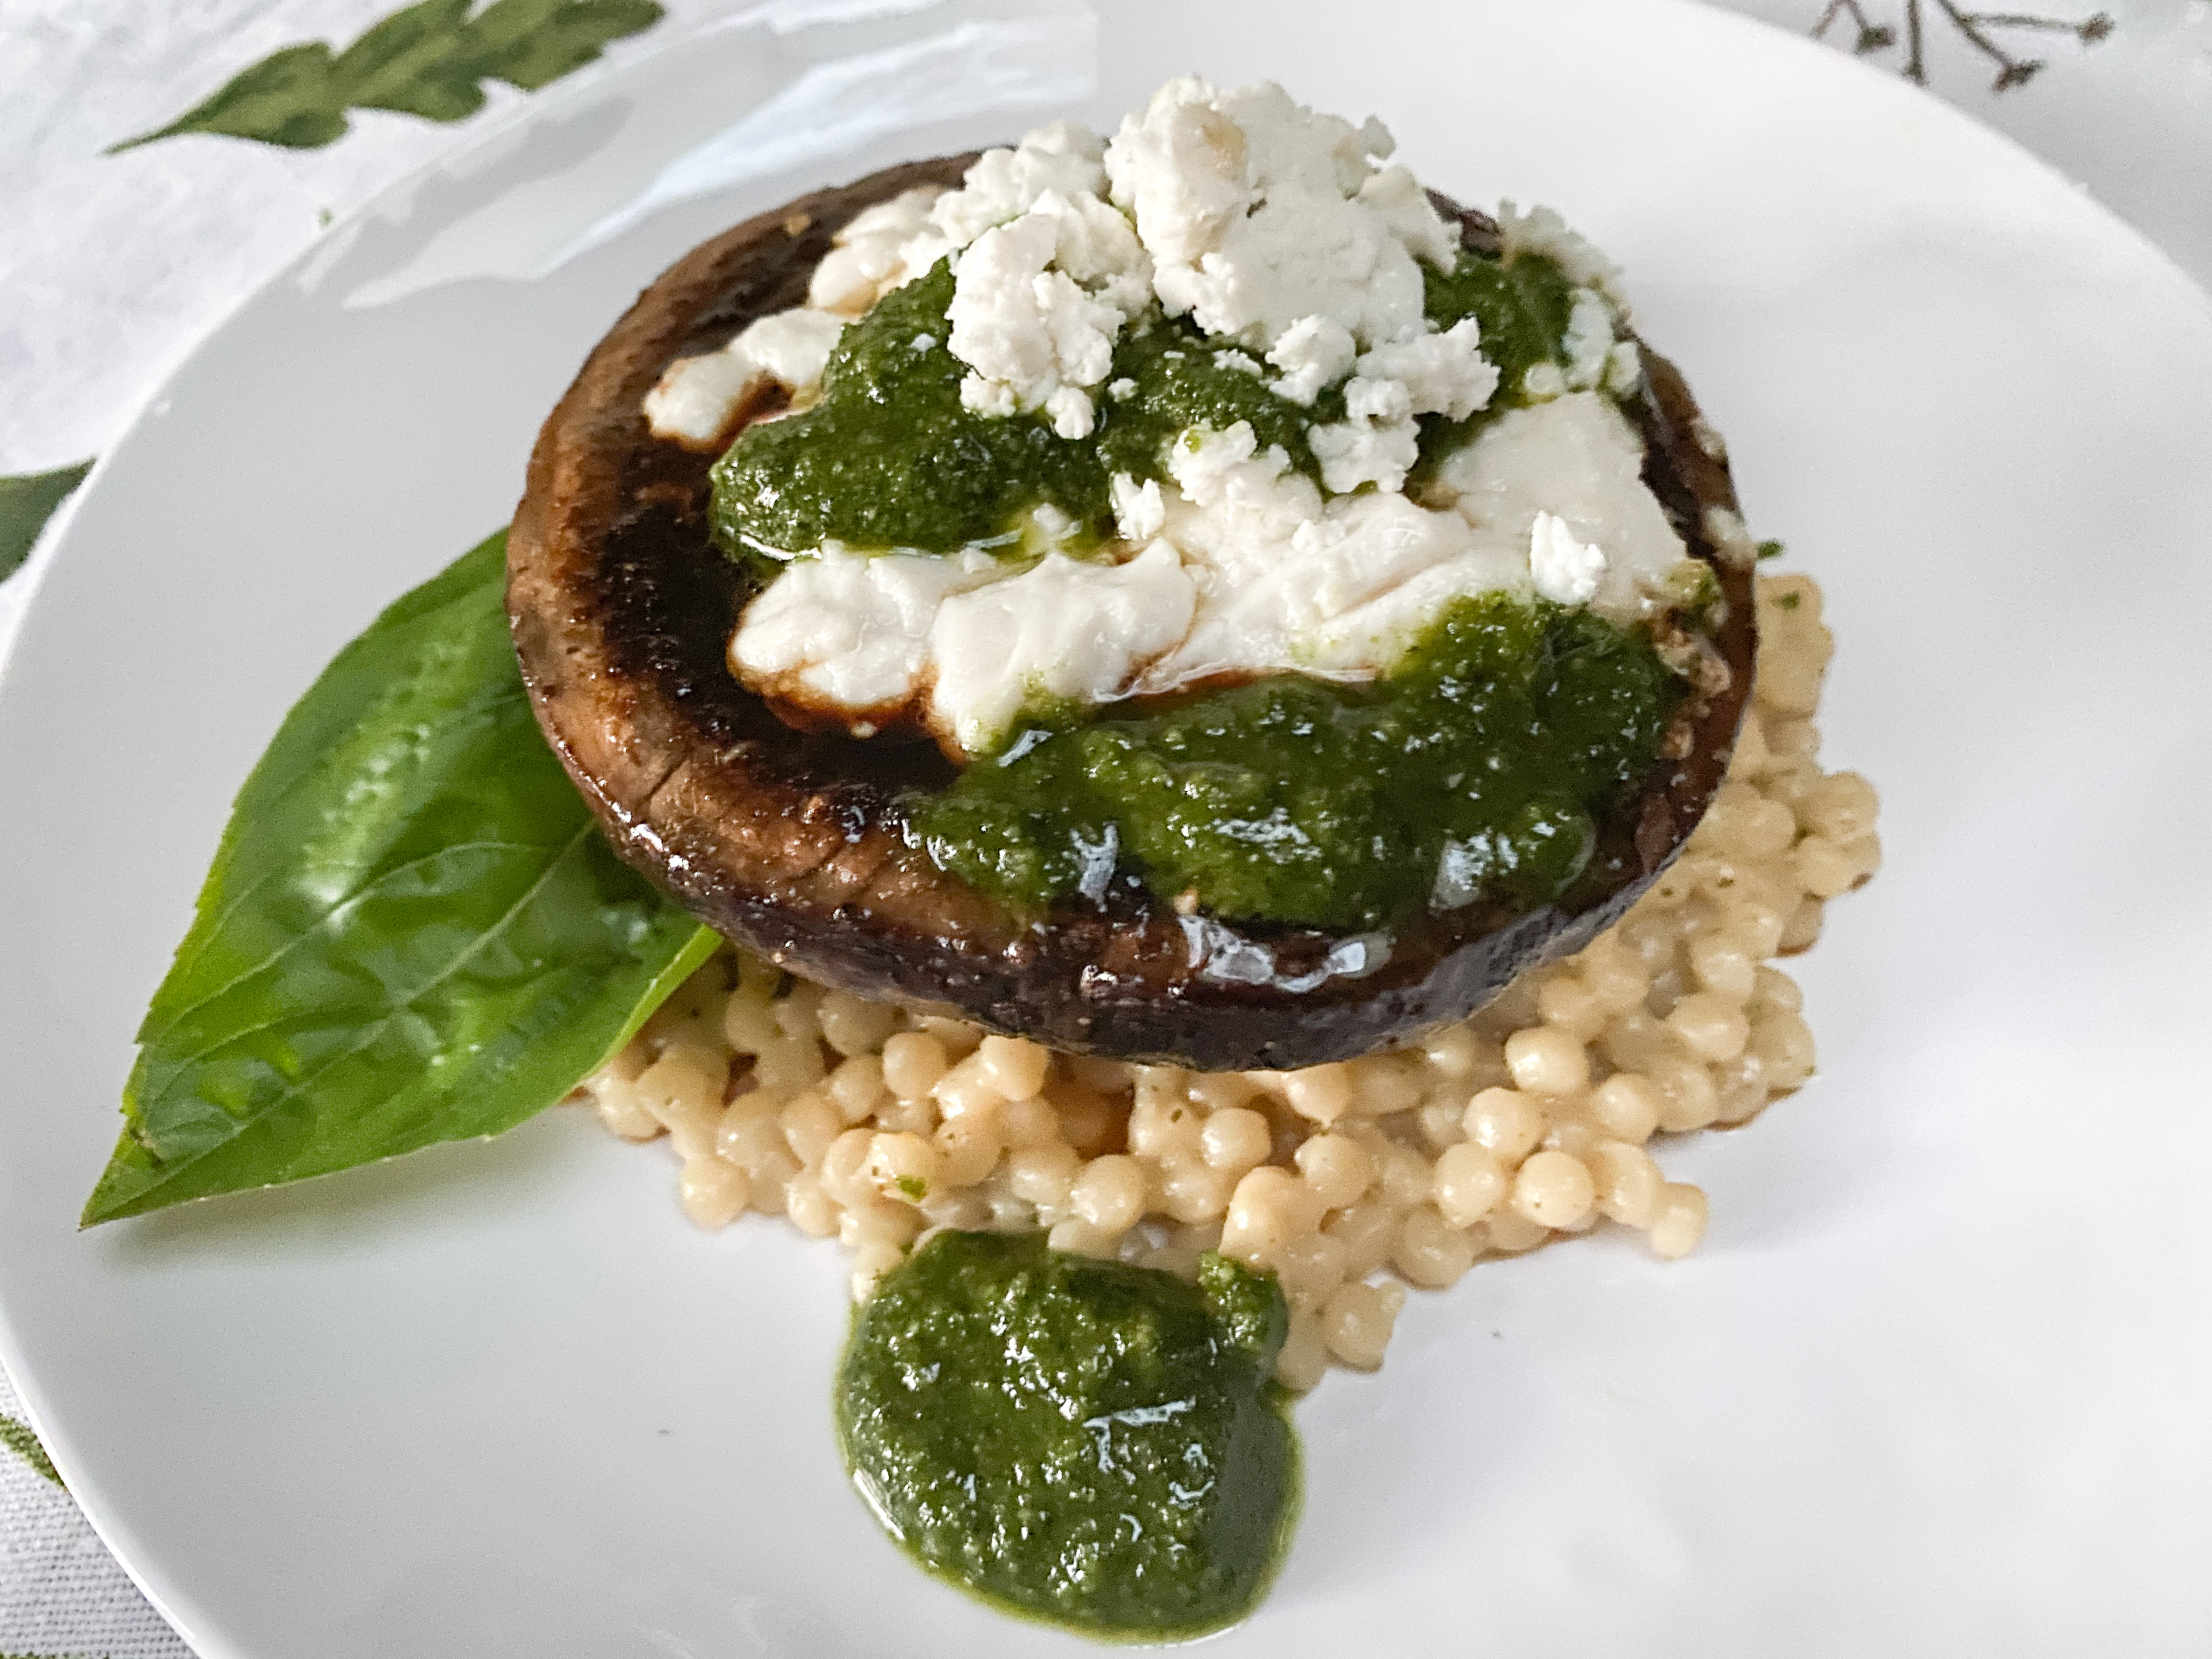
[[4, 0, 2209, 1653]]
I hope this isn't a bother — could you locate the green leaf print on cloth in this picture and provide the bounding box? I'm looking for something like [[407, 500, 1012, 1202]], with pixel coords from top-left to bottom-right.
[[0, 462, 92, 582], [0, 1413, 62, 1487], [109, 0, 666, 153]]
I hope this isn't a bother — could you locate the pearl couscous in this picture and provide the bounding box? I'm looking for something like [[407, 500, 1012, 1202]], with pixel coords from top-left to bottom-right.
[[579, 571, 1874, 1388]]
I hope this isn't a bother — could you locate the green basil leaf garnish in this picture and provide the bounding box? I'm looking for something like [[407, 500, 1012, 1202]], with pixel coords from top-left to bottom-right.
[[84, 532, 715, 1225]]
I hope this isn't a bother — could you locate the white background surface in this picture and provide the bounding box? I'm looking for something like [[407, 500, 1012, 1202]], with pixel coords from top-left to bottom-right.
[[3, 1, 2210, 1654]]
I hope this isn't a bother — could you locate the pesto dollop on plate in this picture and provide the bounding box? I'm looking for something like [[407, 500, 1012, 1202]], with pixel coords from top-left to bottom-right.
[[837, 1231, 1299, 1640]]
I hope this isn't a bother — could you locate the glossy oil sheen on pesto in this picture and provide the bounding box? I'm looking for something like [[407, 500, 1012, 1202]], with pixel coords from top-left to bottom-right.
[[837, 1231, 1298, 1640], [911, 593, 1683, 930], [707, 248, 1576, 558]]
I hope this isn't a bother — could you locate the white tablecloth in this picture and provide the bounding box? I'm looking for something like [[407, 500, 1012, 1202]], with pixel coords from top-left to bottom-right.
[[2, 1, 2207, 1650]]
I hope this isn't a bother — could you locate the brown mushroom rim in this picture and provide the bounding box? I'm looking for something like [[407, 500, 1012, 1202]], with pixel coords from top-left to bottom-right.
[[506, 156, 1755, 1069]]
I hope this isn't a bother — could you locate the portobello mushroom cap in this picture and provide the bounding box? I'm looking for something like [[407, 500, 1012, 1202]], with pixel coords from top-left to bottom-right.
[[507, 155, 1757, 1071]]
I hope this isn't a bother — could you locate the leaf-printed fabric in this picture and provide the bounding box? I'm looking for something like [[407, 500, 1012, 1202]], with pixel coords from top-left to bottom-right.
[[111, 0, 666, 152]]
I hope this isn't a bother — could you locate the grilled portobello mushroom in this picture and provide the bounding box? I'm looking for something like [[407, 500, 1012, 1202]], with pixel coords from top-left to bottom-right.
[[506, 154, 1755, 1070]]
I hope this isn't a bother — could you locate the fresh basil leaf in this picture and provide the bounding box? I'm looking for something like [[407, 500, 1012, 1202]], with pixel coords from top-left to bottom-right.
[[85, 533, 716, 1226]]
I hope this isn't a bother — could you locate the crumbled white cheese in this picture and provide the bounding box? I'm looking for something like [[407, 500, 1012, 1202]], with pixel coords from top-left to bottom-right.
[[947, 202, 1138, 425], [728, 547, 1001, 715], [1110, 473, 1166, 542], [1103, 77, 1456, 353], [1498, 200, 1629, 314], [1528, 509, 1606, 603], [929, 542, 1195, 756], [928, 122, 1112, 250], [1305, 316, 1498, 493], [1435, 392, 1687, 619], [1265, 315, 1358, 405], [642, 307, 846, 448], [1307, 377, 1419, 495]]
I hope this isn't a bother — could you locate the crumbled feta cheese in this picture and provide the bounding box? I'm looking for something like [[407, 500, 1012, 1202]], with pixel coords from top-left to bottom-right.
[[642, 307, 846, 448], [1307, 378, 1420, 495], [1434, 392, 1686, 619], [1304, 317, 1498, 492], [1528, 510, 1606, 603], [1107, 376, 1137, 399], [949, 211, 1129, 421], [1215, 348, 1264, 377], [928, 543, 1196, 755], [729, 547, 1000, 715], [928, 122, 1112, 248], [1266, 315, 1358, 404], [1103, 77, 1455, 352], [1356, 319, 1498, 422], [1110, 473, 1166, 541], [945, 187, 1151, 423], [1043, 386, 1095, 440], [1497, 200, 1629, 314]]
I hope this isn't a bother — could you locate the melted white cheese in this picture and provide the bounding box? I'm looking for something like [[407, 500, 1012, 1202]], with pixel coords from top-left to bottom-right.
[[928, 543, 1195, 755], [728, 548, 1000, 713], [643, 308, 845, 448]]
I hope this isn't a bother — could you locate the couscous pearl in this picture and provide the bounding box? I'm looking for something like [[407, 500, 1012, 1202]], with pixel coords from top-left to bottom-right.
[[1432, 1142, 1506, 1229], [1295, 1135, 1374, 1211], [1071, 1154, 1147, 1233], [1200, 1108, 1273, 1175], [819, 990, 900, 1057], [1325, 1201, 1400, 1280], [680, 1156, 751, 1229], [1588, 1139, 1662, 1228], [1282, 1062, 1356, 1124], [880, 1031, 949, 1100], [1322, 1280, 1407, 1370], [976, 1035, 1052, 1101], [780, 1091, 843, 1167], [1464, 1087, 1546, 1163], [1650, 1183, 1709, 1259], [1505, 1026, 1590, 1095], [1046, 1217, 1120, 1259], [1222, 1167, 1325, 1267], [864, 1132, 943, 1206], [1667, 992, 1751, 1062], [1005, 1141, 1079, 1208], [849, 1240, 904, 1302], [1589, 1073, 1662, 1143], [1512, 1150, 1595, 1229], [785, 1171, 840, 1238], [1392, 1206, 1475, 1289], [826, 1054, 889, 1123]]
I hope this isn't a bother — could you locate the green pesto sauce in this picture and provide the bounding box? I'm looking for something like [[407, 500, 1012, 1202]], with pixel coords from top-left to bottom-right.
[[909, 592, 1684, 931], [708, 247, 1576, 558], [837, 1231, 1297, 1641]]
